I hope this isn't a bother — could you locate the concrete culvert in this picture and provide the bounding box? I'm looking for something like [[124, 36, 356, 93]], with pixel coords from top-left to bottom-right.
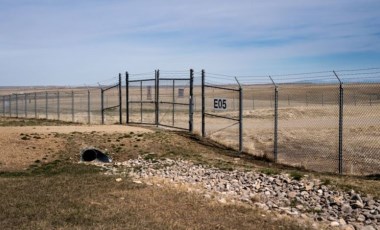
[[80, 148, 112, 163]]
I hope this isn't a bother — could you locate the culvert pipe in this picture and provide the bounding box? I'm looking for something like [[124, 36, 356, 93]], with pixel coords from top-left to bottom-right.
[[80, 148, 112, 163]]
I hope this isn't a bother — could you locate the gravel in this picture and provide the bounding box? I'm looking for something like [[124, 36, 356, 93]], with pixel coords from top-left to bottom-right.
[[98, 156, 380, 230]]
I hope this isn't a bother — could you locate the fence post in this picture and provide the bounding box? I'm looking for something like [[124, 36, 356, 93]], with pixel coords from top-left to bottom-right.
[[101, 89, 104, 124], [126, 71, 129, 124], [9, 95, 12, 117], [189, 69, 194, 133], [16, 94, 18, 117], [2, 96, 5, 116], [334, 71, 343, 174], [71, 91, 74, 122], [57, 91, 60, 120], [156, 69, 160, 127], [34, 92, 37, 118], [235, 77, 243, 153], [87, 90, 90, 124], [201, 69, 205, 137], [24, 94, 27, 117], [140, 80, 143, 123], [269, 76, 278, 162], [45, 91, 48, 119], [172, 79, 175, 127], [118, 73, 122, 124]]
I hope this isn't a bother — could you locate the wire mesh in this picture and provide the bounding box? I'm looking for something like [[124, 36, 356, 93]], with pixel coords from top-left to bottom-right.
[[128, 78, 156, 124], [342, 83, 380, 175], [158, 73, 191, 130], [0, 96, 5, 116], [102, 86, 120, 124], [242, 85, 275, 159], [276, 83, 340, 173]]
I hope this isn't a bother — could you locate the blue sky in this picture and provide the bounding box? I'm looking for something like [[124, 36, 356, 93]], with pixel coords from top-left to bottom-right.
[[0, 0, 380, 85]]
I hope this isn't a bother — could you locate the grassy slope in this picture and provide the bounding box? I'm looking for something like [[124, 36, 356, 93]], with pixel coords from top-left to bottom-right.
[[1, 117, 379, 229], [0, 161, 308, 230]]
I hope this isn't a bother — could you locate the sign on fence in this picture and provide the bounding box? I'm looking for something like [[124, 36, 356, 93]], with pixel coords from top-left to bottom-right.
[[213, 98, 227, 110]]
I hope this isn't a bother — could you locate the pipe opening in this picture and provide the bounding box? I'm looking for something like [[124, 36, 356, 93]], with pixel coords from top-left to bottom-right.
[[80, 148, 111, 163]]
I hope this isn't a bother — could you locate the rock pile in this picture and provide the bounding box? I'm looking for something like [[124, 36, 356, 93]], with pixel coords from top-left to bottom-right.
[[100, 156, 379, 229]]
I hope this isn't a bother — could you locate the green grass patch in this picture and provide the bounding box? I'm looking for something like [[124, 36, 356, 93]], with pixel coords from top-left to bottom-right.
[[289, 171, 304, 181], [259, 168, 280, 175]]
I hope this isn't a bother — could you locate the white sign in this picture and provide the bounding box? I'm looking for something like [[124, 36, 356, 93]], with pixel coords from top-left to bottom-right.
[[213, 98, 227, 110]]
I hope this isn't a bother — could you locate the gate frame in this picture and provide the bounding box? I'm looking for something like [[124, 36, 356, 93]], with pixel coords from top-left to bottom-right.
[[126, 69, 194, 132], [101, 74, 122, 125], [201, 70, 243, 153]]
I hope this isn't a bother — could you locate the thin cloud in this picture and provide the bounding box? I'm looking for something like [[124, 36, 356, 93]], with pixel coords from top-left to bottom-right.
[[0, 0, 379, 85]]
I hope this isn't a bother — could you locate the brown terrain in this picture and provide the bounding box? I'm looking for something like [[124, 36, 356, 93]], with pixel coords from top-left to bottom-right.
[[1, 116, 380, 229]]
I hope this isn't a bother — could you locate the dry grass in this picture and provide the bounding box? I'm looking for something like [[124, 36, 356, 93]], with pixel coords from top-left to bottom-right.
[[0, 160, 309, 229], [1, 117, 380, 229], [0, 117, 80, 126]]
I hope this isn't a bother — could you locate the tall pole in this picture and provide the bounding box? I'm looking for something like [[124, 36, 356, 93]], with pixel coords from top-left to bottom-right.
[[269, 76, 278, 162], [57, 91, 60, 120], [16, 94, 18, 118], [126, 71, 129, 124], [274, 86, 279, 162], [140, 81, 143, 123], [101, 89, 104, 124], [157, 69, 160, 126], [87, 90, 90, 124], [71, 91, 74, 122], [172, 79, 175, 126], [154, 70, 157, 125], [189, 69, 194, 133], [201, 70, 205, 137], [239, 86, 243, 153], [45, 91, 48, 119], [118, 73, 122, 124], [334, 71, 344, 174], [34, 92, 37, 118], [156, 69, 160, 127], [2, 96, 5, 116], [24, 94, 27, 117]]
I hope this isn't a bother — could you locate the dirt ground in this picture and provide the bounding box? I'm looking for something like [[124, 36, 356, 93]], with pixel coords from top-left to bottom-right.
[[0, 119, 151, 171]]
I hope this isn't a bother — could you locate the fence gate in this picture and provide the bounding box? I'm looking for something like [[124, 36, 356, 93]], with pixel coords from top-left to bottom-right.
[[101, 74, 122, 124], [201, 70, 243, 152], [126, 69, 194, 132]]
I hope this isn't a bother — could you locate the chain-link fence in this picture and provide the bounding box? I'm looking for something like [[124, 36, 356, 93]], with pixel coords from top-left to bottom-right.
[[0, 68, 379, 175], [0, 88, 102, 124], [200, 68, 380, 175]]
